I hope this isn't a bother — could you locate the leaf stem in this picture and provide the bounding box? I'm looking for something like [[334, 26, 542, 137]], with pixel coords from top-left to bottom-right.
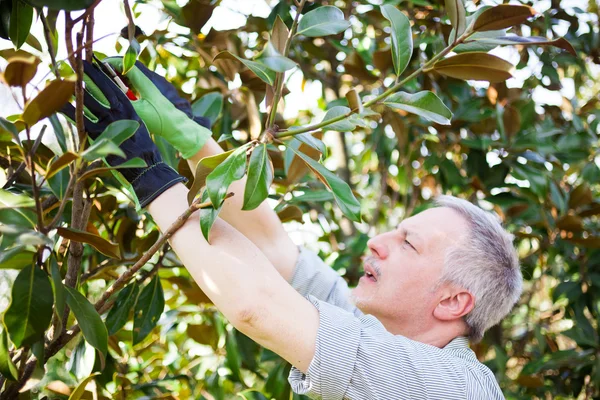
[[277, 29, 473, 139], [263, 0, 307, 132]]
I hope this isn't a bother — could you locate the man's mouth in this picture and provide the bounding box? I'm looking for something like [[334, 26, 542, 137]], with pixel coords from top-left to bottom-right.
[[363, 260, 378, 282]]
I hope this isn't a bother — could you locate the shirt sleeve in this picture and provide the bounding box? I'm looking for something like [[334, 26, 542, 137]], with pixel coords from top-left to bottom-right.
[[289, 246, 362, 317], [288, 297, 499, 400]]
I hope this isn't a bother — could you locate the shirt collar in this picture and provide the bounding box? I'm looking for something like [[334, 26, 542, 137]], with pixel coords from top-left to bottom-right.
[[443, 336, 469, 350]]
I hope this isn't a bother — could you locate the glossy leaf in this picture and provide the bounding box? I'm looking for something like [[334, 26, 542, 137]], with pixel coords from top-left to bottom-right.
[[64, 287, 108, 369], [206, 144, 250, 208], [0, 117, 19, 142], [199, 189, 223, 243], [50, 258, 65, 334], [57, 227, 121, 259], [243, 144, 274, 211], [445, 0, 466, 42], [106, 282, 139, 336], [2, 55, 39, 87], [187, 149, 236, 205], [9, 0, 33, 49], [271, 15, 289, 53], [472, 35, 576, 56], [432, 52, 513, 82], [321, 106, 355, 131], [473, 4, 535, 32], [77, 157, 147, 181], [384, 91, 453, 125], [22, 79, 76, 125], [380, 5, 413, 76], [133, 275, 165, 344], [296, 6, 350, 37], [0, 328, 18, 381], [288, 146, 361, 222], [69, 372, 101, 400], [123, 39, 140, 75], [0, 247, 34, 269], [191, 92, 223, 126], [3, 265, 53, 348], [46, 151, 79, 180], [214, 51, 276, 86], [295, 132, 327, 157], [95, 119, 140, 146], [0, 189, 35, 209], [258, 42, 296, 73], [48, 166, 70, 199], [81, 138, 126, 161]]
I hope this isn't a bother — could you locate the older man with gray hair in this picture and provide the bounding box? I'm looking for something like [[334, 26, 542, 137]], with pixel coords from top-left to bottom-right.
[[76, 59, 523, 399]]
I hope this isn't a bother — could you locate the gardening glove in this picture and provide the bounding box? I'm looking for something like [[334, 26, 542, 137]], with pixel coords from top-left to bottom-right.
[[61, 60, 186, 208], [100, 57, 212, 159]]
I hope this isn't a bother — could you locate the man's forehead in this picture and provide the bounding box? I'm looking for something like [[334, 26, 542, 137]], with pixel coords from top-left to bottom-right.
[[397, 207, 467, 235]]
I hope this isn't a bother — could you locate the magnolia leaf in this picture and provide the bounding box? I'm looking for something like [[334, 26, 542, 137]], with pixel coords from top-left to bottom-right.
[[191, 92, 223, 126], [380, 5, 413, 76], [187, 149, 236, 205], [68, 372, 101, 400], [105, 282, 139, 336], [0, 117, 19, 142], [95, 119, 140, 146], [9, 0, 33, 49], [48, 167, 70, 199], [271, 15, 289, 53], [22, 79, 76, 126], [295, 132, 327, 157], [123, 39, 140, 75], [258, 41, 296, 73], [296, 6, 350, 37], [0, 247, 34, 269], [133, 275, 165, 344], [345, 89, 363, 113], [0, 329, 18, 381], [0, 189, 35, 209], [384, 91, 453, 125], [243, 144, 274, 211], [445, 0, 466, 42], [50, 258, 65, 335], [473, 35, 576, 56], [454, 30, 506, 53], [77, 157, 147, 181], [473, 4, 535, 32], [81, 138, 126, 161], [277, 205, 304, 223], [206, 144, 250, 208], [57, 227, 121, 259], [288, 146, 361, 222], [214, 51, 276, 85], [321, 106, 355, 131], [199, 189, 223, 242], [64, 287, 108, 369], [2, 55, 40, 87], [46, 152, 79, 180], [3, 265, 53, 348], [433, 52, 513, 82]]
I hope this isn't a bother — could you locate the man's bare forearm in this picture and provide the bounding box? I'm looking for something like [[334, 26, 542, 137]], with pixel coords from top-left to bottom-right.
[[187, 137, 299, 281]]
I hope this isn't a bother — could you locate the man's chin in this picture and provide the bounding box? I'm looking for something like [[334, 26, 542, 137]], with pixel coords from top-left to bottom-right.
[[350, 285, 374, 311]]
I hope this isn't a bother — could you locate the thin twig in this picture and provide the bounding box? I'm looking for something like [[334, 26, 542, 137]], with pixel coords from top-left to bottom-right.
[[40, 12, 60, 78], [72, 0, 103, 24], [2, 126, 45, 189]]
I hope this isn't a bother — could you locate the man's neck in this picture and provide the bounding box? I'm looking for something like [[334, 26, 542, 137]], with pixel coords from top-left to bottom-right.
[[382, 319, 467, 348]]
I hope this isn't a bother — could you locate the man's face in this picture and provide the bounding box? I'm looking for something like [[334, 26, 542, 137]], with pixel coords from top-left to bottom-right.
[[351, 207, 468, 335]]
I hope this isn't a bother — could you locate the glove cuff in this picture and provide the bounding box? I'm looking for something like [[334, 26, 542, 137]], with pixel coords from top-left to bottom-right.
[[129, 161, 187, 208], [172, 118, 212, 159]]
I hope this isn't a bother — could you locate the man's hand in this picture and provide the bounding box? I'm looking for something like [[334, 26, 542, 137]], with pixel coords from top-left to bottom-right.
[[61, 60, 185, 207], [102, 57, 212, 159]]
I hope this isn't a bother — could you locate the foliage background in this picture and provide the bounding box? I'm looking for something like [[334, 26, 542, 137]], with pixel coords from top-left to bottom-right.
[[0, 0, 599, 399]]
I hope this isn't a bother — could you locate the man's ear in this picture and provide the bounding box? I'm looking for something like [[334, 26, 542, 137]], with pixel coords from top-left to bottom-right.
[[433, 289, 475, 321]]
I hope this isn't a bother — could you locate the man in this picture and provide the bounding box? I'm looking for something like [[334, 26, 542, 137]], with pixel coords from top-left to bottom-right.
[[63, 59, 522, 399]]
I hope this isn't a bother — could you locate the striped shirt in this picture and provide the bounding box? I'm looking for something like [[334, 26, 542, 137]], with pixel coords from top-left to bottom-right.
[[287, 246, 505, 400]]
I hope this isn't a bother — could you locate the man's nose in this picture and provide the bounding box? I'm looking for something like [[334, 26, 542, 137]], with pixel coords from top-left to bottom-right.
[[367, 236, 389, 259]]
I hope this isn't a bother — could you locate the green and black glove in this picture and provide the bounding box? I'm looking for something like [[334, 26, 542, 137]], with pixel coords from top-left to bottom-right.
[[101, 57, 213, 159], [61, 61, 185, 208]]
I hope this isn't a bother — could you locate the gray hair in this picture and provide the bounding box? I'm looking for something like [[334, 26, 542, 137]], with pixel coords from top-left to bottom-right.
[[433, 195, 522, 342]]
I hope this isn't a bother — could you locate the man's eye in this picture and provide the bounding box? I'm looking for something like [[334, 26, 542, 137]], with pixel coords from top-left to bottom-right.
[[404, 240, 416, 251]]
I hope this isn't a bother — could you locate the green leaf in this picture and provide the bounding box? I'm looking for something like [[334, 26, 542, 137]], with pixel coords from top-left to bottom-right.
[[384, 91, 453, 125], [258, 41, 296, 73], [296, 6, 350, 37], [105, 282, 139, 336], [472, 35, 576, 56], [454, 30, 506, 53], [288, 146, 361, 222], [0, 328, 18, 381], [81, 138, 126, 161], [0, 189, 35, 209], [472, 4, 535, 32], [225, 329, 243, 382], [445, 0, 466, 42], [95, 119, 140, 146], [214, 51, 276, 86], [48, 166, 70, 199], [9, 0, 33, 49], [243, 144, 274, 211], [133, 275, 165, 344], [191, 92, 223, 126], [23, 79, 76, 126], [28, 0, 95, 11], [0, 117, 19, 143], [69, 372, 101, 400], [50, 258, 65, 334], [321, 106, 355, 131], [77, 157, 147, 182], [3, 265, 54, 348], [295, 133, 327, 157], [57, 227, 121, 259], [199, 189, 223, 243], [64, 286, 108, 369], [0, 247, 34, 269], [123, 39, 140, 75], [206, 144, 250, 208], [49, 114, 68, 153], [380, 5, 413, 76], [46, 151, 79, 180], [187, 149, 236, 205]]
